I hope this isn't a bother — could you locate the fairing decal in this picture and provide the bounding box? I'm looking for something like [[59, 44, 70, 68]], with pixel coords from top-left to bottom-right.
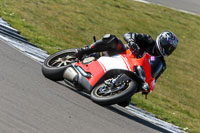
[[97, 55, 130, 71], [98, 61, 107, 72], [120, 55, 131, 71]]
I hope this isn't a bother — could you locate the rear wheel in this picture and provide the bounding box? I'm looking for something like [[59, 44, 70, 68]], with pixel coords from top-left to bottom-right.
[[91, 75, 137, 106], [42, 49, 77, 81]]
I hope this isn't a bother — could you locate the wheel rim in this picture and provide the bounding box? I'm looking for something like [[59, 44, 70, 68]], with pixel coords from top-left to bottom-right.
[[47, 52, 76, 67], [94, 78, 130, 97]]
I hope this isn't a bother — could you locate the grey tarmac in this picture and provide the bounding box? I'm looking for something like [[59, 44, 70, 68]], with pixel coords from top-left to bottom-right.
[[0, 39, 171, 133]]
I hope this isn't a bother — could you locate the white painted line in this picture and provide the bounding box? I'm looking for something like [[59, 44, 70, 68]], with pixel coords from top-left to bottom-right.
[[126, 104, 186, 133], [134, 0, 198, 15], [174, 9, 197, 15], [135, 0, 150, 4]]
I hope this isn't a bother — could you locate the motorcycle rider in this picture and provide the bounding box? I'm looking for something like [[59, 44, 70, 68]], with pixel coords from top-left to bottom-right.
[[76, 31, 178, 82], [76, 31, 178, 106]]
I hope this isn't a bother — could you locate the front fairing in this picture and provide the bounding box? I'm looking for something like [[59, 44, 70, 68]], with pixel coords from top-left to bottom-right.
[[121, 49, 155, 92]]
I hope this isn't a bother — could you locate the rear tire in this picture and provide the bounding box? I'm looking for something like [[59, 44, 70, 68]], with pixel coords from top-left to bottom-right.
[[42, 49, 77, 81], [91, 79, 137, 106]]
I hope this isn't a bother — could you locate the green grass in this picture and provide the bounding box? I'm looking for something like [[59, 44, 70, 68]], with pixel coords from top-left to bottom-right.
[[0, 0, 200, 132]]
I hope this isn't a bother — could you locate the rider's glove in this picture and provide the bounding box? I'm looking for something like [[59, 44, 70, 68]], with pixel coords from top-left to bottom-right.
[[123, 32, 135, 43], [128, 41, 139, 51], [123, 32, 138, 51]]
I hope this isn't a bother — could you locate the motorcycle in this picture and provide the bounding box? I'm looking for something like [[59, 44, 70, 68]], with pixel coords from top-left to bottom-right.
[[42, 35, 162, 107]]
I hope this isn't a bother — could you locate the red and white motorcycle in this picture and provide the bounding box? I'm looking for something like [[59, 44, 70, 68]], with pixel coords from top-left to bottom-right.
[[42, 37, 162, 106]]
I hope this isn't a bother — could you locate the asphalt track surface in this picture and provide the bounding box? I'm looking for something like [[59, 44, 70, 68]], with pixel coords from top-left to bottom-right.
[[0, 39, 172, 133], [144, 0, 200, 14]]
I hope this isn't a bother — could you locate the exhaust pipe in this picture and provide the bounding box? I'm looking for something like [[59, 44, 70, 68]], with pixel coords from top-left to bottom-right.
[[63, 67, 78, 81]]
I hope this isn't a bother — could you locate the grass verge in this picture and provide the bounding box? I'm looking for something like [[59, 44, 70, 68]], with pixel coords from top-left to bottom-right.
[[0, 0, 200, 132]]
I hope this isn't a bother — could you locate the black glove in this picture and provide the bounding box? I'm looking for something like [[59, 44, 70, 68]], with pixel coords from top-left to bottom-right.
[[128, 41, 139, 51], [123, 32, 135, 43]]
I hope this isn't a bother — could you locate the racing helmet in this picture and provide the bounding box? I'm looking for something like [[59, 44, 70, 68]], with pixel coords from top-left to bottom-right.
[[156, 31, 178, 57]]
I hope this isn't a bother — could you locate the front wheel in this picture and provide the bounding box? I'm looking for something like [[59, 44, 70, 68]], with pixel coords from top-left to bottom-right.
[[42, 49, 77, 81], [90, 76, 138, 106]]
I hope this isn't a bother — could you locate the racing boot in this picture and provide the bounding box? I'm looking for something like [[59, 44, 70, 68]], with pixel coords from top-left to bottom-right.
[[75, 38, 104, 59]]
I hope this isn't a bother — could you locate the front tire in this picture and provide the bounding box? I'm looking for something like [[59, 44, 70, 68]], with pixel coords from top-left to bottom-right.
[[91, 78, 137, 106], [42, 49, 77, 81], [117, 97, 131, 107]]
